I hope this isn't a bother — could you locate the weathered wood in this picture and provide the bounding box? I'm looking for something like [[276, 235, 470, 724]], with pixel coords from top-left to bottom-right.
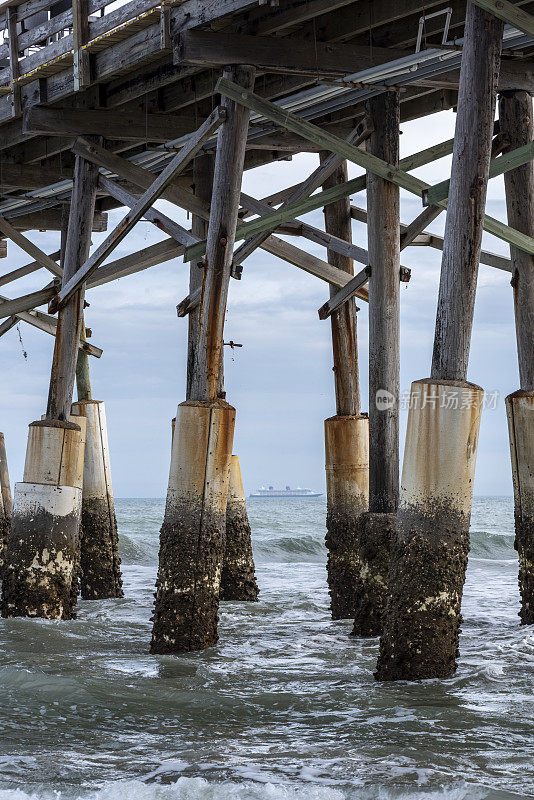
[[321, 156, 360, 417], [366, 92, 400, 515], [0, 315, 17, 336], [176, 29, 411, 78], [55, 106, 226, 310], [500, 92, 534, 391], [46, 154, 98, 420], [217, 77, 534, 257], [9, 209, 107, 233], [99, 176, 197, 248], [0, 249, 60, 287], [424, 139, 534, 206], [431, 5, 504, 381], [0, 283, 58, 319], [470, 0, 534, 38], [23, 106, 218, 143], [0, 162, 71, 189], [72, 0, 90, 91], [318, 266, 370, 320], [187, 153, 214, 401], [399, 206, 443, 249], [232, 123, 370, 269], [0, 217, 62, 278], [6, 6, 21, 117], [190, 66, 255, 402]]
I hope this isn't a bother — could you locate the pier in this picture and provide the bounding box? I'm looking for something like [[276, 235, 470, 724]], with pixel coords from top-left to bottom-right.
[[0, 0, 533, 679]]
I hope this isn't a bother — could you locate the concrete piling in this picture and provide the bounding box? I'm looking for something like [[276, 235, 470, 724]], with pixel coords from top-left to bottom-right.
[[2, 418, 86, 619], [220, 455, 259, 601], [71, 400, 123, 600], [0, 433, 12, 568], [151, 400, 235, 653], [324, 414, 368, 618], [506, 391, 534, 625], [375, 379, 483, 680]]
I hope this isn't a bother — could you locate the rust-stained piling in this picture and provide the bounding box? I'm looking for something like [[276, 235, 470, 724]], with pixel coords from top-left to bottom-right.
[[2, 418, 86, 619], [0, 433, 12, 568], [71, 400, 123, 600], [220, 454, 259, 601], [506, 391, 534, 625], [376, 380, 483, 680], [500, 92, 534, 626], [324, 415, 368, 618], [151, 400, 235, 653]]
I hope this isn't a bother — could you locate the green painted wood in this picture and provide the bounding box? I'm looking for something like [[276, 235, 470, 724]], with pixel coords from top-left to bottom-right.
[[470, 0, 534, 38], [216, 77, 534, 256], [424, 139, 534, 205]]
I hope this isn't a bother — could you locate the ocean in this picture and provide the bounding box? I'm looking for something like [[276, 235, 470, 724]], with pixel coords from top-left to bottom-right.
[[0, 496, 531, 800]]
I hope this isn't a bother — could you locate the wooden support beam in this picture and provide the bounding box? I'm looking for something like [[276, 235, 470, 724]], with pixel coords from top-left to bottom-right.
[[46, 154, 98, 420], [367, 92, 401, 516], [470, 0, 534, 38], [500, 91, 534, 391], [178, 284, 201, 318], [0, 315, 18, 336], [23, 106, 215, 143], [9, 209, 107, 233], [190, 66, 255, 402], [0, 218, 62, 277], [72, 0, 90, 92], [431, 5, 504, 381], [0, 249, 61, 287], [399, 206, 443, 249], [424, 139, 534, 206], [217, 77, 534, 257], [54, 106, 226, 311], [321, 156, 360, 416], [318, 266, 370, 320], [0, 283, 58, 320], [99, 175, 198, 248], [232, 123, 370, 271], [175, 29, 411, 78], [0, 162, 72, 189], [6, 6, 21, 118]]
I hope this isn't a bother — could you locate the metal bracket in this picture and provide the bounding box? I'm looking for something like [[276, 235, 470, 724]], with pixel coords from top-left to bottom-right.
[[415, 7, 453, 53]]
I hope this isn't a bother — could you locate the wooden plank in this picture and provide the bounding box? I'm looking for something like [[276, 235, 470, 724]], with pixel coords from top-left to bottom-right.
[[190, 66, 255, 403], [99, 175, 198, 247], [321, 155, 361, 416], [0, 314, 17, 336], [0, 249, 61, 287], [177, 285, 201, 317], [217, 76, 534, 257], [0, 217, 62, 277], [431, 3, 503, 381], [400, 206, 443, 249], [6, 6, 20, 117], [0, 283, 57, 319], [9, 209, 107, 233], [424, 139, 534, 206], [500, 91, 534, 390], [72, 0, 90, 91], [175, 29, 412, 78], [23, 106, 215, 143], [54, 106, 226, 311], [0, 162, 71, 189], [470, 0, 534, 38], [318, 266, 370, 320], [366, 91, 400, 515]]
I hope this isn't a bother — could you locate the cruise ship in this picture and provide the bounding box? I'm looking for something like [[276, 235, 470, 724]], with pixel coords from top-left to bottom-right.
[[250, 485, 322, 498]]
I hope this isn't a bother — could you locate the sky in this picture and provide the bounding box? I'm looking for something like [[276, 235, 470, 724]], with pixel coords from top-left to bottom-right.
[[0, 108, 520, 498]]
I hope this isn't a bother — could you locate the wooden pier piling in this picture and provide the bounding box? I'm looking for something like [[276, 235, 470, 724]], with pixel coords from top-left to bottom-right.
[[500, 91, 534, 625], [352, 92, 400, 638], [321, 157, 369, 620], [151, 66, 255, 653], [376, 3, 504, 680]]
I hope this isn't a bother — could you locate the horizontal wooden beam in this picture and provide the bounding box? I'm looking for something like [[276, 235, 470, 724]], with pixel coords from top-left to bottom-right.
[[318, 266, 370, 320], [54, 106, 226, 310], [176, 29, 411, 78], [217, 77, 534, 256], [423, 138, 534, 206], [4, 301, 103, 356], [0, 283, 58, 320], [23, 106, 212, 144], [470, 0, 534, 38], [0, 162, 72, 189], [7, 209, 107, 233]]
